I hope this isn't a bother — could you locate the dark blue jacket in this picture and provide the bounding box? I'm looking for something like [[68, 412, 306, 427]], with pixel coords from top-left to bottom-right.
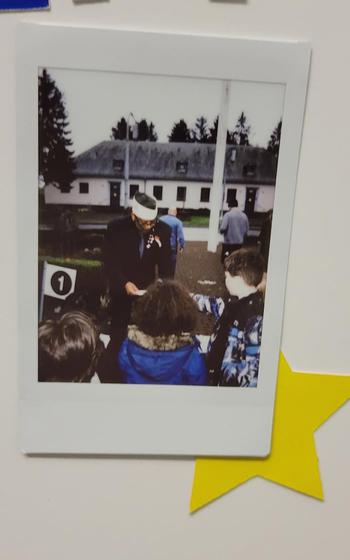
[[118, 328, 208, 386]]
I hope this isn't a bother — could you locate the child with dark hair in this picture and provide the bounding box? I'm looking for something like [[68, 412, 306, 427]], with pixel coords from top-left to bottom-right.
[[194, 248, 265, 387], [118, 280, 208, 385], [38, 311, 103, 382]]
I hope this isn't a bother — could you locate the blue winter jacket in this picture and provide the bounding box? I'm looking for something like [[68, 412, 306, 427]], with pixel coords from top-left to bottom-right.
[[118, 327, 208, 386]]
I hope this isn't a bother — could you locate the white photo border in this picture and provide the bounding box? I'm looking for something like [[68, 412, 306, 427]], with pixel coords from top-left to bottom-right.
[[17, 23, 311, 456]]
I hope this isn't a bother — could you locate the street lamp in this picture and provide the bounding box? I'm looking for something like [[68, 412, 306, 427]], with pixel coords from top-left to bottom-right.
[[124, 112, 138, 209]]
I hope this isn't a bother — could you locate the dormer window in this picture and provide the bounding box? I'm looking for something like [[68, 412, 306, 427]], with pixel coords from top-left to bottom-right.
[[113, 158, 124, 173], [176, 160, 188, 174], [243, 163, 256, 177], [230, 148, 237, 162]]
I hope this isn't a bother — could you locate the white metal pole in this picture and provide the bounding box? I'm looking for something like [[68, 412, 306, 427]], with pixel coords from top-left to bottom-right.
[[124, 114, 130, 208], [207, 81, 231, 253], [39, 260, 47, 321]]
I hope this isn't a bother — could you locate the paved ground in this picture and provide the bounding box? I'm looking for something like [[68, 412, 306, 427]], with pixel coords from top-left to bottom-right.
[[175, 241, 226, 298], [175, 241, 227, 334]]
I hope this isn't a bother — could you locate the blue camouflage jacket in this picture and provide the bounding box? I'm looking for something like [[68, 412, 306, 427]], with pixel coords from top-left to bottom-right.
[[193, 292, 264, 387]]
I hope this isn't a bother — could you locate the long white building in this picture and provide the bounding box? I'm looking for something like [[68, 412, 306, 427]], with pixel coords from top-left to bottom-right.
[[44, 141, 277, 218]]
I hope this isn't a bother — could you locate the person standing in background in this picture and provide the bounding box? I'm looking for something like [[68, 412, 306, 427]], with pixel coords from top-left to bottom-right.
[[160, 208, 185, 278], [220, 199, 249, 263]]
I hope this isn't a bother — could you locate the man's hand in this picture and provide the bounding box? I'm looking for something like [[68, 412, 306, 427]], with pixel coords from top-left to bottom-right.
[[125, 281, 140, 296]]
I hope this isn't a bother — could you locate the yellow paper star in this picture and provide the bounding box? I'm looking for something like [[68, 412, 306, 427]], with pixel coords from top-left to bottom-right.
[[190, 353, 350, 512]]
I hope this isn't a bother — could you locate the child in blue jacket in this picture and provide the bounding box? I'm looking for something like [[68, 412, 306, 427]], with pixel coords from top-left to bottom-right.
[[118, 280, 208, 385], [194, 248, 265, 388]]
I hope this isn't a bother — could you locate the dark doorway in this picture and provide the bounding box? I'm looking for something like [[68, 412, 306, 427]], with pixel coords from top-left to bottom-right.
[[244, 188, 257, 217], [226, 188, 237, 207], [110, 182, 121, 209]]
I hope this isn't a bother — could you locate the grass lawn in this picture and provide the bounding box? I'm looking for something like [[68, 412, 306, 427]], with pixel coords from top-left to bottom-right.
[[181, 215, 209, 227]]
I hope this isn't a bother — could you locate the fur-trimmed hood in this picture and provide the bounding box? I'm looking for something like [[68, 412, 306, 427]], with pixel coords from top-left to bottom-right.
[[118, 326, 208, 385], [127, 325, 194, 351]]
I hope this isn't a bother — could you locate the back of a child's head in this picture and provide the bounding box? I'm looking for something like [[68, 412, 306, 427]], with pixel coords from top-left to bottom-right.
[[131, 280, 198, 337], [38, 311, 100, 382], [224, 248, 265, 287]]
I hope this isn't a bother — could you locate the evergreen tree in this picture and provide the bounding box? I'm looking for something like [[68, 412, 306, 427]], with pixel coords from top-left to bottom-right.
[[110, 117, 128, 140], [192, 116, 210, 143], [149, 121, 158, 142], [168, 119, 192, 142], [208, 116, 231, 144], [229, 111, 251, 145], [38, 69, 75, 189], [136, 119, 150, 141], [268, 119, 282, 157], [111, 117, 158, 141], [208, 116, 218, 143]]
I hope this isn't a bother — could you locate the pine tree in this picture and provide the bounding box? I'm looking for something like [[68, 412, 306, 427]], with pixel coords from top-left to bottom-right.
[[192, 116, 210, 143], [208, 116, 231, 144], [168, 119, 192, 142], [38, 69, 75, 190], [149, 121, 158, 142], [111, 117, 158, 141], [268, 120, 282, 157], [136, 119, 149, 141], [110, 117, 128, 140], [208, 116, 218, 143], [229, 111, 251, 145]]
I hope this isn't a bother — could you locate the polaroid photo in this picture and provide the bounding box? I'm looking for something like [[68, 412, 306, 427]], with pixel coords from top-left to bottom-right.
[[17, 23, 310, 456]]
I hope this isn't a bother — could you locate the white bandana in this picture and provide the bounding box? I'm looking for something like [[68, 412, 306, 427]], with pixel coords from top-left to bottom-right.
[[132, 197, 157, 221]]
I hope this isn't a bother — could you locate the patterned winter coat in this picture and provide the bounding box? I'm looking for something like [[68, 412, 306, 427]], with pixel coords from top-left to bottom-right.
[[193, 292, 264, 387]]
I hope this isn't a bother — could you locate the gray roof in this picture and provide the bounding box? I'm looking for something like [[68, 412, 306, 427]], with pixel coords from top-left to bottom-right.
[[74, 140, 277, 185]]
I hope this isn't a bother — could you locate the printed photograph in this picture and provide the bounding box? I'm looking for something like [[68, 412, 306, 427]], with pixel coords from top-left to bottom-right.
[[38, 67, 285, 388]]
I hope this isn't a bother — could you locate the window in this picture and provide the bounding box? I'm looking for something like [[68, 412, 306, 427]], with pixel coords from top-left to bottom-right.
[[176, 160, 188, 174], [129, 184, 139, 199], [153, 185, 163, 201], [59, 185, 72, 193], [226, 188, 237, 206], [229, 148, 237, 162], [79, 182, 89, 194], [113, 158, 124, 173], [200, 187, 210, 203], [242, 164, 256, 177], [177, 186, 187, 202]]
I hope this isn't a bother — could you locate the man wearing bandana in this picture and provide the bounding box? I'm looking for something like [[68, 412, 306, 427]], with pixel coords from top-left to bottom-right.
[[103, 192, 172, 330]]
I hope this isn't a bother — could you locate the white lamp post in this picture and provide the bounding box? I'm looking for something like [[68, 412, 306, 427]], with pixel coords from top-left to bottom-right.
[[124, 112, 138, 208], [207, 80, 231, 253]]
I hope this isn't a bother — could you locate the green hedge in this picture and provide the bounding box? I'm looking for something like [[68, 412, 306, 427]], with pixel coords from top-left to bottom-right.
[[39, 256, 102, 269]]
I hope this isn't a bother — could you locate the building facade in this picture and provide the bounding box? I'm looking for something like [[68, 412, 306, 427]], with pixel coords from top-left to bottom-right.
[[44, 141, 277, 217]]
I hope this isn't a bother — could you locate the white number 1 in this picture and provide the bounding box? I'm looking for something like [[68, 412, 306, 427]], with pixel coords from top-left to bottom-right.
[[58, 275, 64, 292]]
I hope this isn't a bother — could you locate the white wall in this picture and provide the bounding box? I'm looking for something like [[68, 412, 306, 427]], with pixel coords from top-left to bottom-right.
[[146, 179, 214, 210], [45, 177, 111, 205], [46, 177, 272, 213], [255, 185, 275, 212], [1, 1, 349, 559]]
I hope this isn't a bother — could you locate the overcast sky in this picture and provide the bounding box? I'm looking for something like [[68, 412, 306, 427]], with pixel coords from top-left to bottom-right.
[[46, 67, 285, 155]]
